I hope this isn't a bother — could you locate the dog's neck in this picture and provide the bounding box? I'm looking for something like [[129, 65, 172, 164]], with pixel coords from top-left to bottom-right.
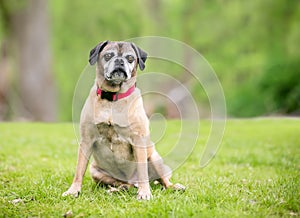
[[95, 75, 136, 101], [96, 84, 135, 101]]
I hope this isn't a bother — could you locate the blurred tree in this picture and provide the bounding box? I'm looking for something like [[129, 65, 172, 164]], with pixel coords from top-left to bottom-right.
[[0, 0, 56, 121], [228, 0, 300, 116], [0, 40, 9, 119], [260, 58, 300, 114], [258, 0, 300, 115]]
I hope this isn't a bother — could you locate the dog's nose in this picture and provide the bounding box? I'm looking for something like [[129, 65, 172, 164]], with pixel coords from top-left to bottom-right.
[[114, 58, 124, 67]]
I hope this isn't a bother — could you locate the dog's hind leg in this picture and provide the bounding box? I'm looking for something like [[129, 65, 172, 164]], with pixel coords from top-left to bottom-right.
[[90, 162, 119, 185], [149, 150, 186, 191], [90, 162, 131, 191], [148, 150, 172, 187]]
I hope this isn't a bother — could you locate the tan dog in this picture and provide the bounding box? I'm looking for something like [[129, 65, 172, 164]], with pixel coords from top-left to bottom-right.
[[62, 41, 185, 200]]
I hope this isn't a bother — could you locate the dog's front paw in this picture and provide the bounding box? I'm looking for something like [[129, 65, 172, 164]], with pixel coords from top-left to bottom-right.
[[62, 184, 81, 198], [137, 186, 152, 200]]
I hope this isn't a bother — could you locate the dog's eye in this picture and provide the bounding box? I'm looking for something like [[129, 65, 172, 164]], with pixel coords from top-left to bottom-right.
[[104, 53, 113, 61], [126, 55, 135, 63]]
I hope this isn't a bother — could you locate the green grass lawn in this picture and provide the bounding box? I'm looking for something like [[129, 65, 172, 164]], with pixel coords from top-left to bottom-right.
[[0, 119, 299, 217]]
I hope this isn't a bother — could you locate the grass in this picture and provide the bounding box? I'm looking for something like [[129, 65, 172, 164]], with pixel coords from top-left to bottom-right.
[[0, 118, 299, 217]]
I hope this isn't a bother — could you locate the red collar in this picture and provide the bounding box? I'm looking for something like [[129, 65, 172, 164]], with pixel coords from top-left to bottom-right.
[[97, 84, 135, 101]]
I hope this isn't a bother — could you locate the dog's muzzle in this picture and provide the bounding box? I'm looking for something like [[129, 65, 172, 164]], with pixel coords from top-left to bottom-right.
[[105, 58, 128, 85], [107, 67, 127, 81]]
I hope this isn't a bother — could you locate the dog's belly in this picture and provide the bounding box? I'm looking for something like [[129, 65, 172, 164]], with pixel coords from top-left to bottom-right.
[[92, 123, 137, 182]]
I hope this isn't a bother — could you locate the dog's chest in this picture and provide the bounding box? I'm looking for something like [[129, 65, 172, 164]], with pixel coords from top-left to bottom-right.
[[95, 123, 134, 161], [94, 98, 131, 127]]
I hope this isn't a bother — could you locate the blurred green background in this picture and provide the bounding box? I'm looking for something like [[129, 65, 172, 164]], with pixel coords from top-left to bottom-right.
[[0, 0, 299, 121]]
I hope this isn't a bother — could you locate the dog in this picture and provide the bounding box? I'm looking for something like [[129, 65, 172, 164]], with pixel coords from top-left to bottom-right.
[[62, 41, 185, 200]]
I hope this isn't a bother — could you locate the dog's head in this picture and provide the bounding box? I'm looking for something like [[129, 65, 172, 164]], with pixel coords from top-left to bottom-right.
[[89, 41, 147, 90]]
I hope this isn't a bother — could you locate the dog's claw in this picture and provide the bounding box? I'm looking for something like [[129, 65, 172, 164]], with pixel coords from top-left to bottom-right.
[[137, 193, 152, 200]]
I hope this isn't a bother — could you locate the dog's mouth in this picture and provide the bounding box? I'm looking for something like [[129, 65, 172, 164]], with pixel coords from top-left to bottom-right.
[[105, 68, 127, 85]]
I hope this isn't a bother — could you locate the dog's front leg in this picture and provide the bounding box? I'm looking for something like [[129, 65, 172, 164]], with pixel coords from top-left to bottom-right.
[[62, 143, 92, 197], [134, 146, 152, 200]]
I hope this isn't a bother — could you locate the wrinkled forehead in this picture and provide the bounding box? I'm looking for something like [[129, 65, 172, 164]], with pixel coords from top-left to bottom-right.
[[102, 42, 135, 56]]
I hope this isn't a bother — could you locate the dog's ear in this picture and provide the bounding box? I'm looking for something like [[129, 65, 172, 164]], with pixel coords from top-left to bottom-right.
[[89, 40, 109, 65], [131, 43, 147, 71]]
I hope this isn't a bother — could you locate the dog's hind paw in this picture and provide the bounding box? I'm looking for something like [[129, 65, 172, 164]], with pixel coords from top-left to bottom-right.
[[171, 183, 186, 192], [107, 186, 119, 194]]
